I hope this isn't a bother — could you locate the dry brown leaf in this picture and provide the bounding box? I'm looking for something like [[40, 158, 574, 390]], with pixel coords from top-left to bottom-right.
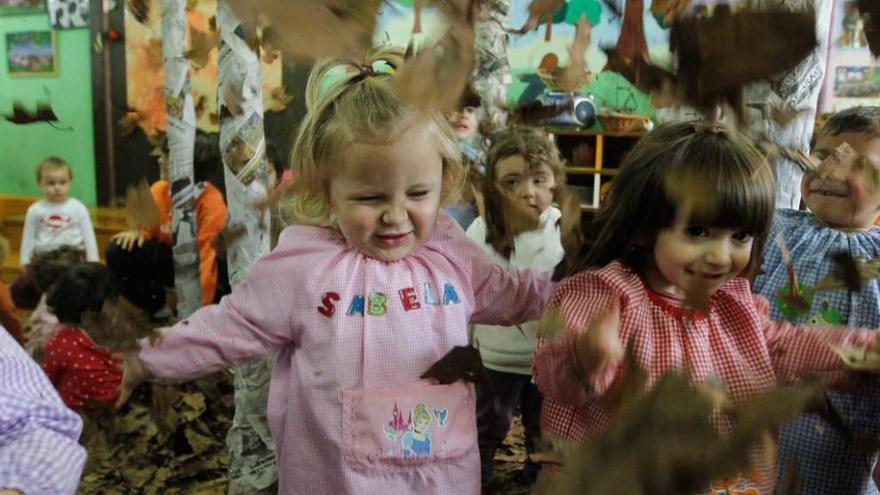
[[832, 343, 880, 372], [535, 307, 568, 341], [394, 0, 476, 112], [186, 26, 218, 69], [126, 0, 149, 24], [267, 86, 294, 113], [125, 178, 160, 231], [221, 84, 244, 117], [81, 299, 160, 353], [671, 7, 817, 121], [536, 369, 821, 495], [482, 181, 540, 259], [225, 0, 382, 64], [420, 345, 491, 386], [117, 111, 143, 137], [555, 185, 585, 271]]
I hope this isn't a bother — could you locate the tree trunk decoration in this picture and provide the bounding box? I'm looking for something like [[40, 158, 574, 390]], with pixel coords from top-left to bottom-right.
[[217, 1, 276, 493], [745, 0, 832, 209], [216, 1, 276, 492], [160, 0, 202, 318], [473, 0, 512, 133], [616, 0, 648, 62]]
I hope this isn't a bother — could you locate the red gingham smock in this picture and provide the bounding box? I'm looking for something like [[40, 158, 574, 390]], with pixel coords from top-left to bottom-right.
[[533, 261, 878, 494]]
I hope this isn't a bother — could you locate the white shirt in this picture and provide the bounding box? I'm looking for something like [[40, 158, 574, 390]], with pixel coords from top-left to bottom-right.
[[466, 206, 565, 374], [20, 198, 99, 264]]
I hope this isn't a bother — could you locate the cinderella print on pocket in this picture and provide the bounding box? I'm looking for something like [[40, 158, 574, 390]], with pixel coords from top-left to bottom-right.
[[343, 380, 476, 470]]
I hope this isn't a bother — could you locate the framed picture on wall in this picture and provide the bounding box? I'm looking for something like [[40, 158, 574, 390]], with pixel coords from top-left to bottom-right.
[[0, 0, 45, 16], [5, 30, 58, 77]]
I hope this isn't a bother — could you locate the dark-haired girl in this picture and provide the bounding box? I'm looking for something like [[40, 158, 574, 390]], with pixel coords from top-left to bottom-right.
[[533, 121, 880, 494]]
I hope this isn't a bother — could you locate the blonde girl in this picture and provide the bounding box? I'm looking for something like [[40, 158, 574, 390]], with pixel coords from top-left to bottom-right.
[[117, 46, 553, 494], [532, 121, 880, 494]]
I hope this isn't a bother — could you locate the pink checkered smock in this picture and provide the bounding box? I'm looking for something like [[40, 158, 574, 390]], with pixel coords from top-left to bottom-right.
[[533, 261, 877, 494], [139, 214, 553, 494]]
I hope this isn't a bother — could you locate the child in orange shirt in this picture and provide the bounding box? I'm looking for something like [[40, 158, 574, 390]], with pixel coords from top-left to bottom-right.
[[105, 133, 228, 320]]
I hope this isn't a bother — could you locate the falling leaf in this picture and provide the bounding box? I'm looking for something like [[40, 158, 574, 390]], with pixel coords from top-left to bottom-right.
[[117, 111, 143, 137], [186, 26, 219, 69], [3, 101, 60, 125], [747, 101, 810, 128], [267, 86, 294, 113], [671, 7, 817, 121], [80, 298, 160, 353], [221, 84, 244, 117], [126, 0, 149, 24], [650, 0, 692, 26], [394, 0, 476, 112], [555, 185, 585, 276], [535, 308, 568, 341], [420, 345, 491, 386], [482, 181, 540, 259], [535, 369, 822, 495], [0, 235, 8, 265], [125, 178, 160, 231], [225, 0, 382, 63], [813, 252, 880, 293]]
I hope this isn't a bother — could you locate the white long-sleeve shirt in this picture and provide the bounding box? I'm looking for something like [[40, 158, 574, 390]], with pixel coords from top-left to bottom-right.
[[19, 198, 99, 264]]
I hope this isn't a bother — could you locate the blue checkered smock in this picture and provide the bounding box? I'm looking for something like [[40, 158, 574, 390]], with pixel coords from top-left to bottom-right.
[[753, 209, 880, 495]]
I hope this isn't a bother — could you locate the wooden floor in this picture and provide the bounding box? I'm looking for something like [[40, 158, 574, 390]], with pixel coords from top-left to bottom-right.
[[0, 195, 128, 283]]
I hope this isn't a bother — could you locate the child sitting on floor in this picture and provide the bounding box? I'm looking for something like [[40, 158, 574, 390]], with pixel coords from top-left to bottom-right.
[[41, 262, 123, 410]]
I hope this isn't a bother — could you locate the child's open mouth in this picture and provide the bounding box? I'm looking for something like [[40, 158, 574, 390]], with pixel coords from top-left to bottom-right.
[[375, 232, 412, 247]]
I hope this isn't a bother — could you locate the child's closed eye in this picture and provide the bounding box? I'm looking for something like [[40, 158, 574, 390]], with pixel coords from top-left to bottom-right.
[[407, 190, 429, 199]]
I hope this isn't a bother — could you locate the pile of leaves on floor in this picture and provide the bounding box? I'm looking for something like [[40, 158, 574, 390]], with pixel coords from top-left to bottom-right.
[[77, 372, 234, 494]]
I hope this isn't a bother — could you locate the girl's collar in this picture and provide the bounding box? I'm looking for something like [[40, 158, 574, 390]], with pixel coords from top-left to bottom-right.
[[637, 272, 714, 320]]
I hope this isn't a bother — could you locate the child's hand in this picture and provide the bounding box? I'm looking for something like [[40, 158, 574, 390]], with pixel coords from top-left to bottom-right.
[[574, 299, 624, 378], [115, 351, 150, 408], [112, 230, 146, 251]]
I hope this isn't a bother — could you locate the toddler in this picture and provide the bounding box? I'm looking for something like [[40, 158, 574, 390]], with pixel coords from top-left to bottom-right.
[[11, 157, 98, 310], [444, 85, 484, 230], [466, 126, 565, 491], [41, 262, 123, 410], [753, 106, 880, 495], [116, 46, 553, 494]]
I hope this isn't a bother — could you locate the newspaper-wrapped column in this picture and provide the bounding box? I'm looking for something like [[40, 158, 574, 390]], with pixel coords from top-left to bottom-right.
[[745, 0, 833, 209], [216, 1, 276, 493], [473, 0, 511, 131], [161, 0, 202, 317]]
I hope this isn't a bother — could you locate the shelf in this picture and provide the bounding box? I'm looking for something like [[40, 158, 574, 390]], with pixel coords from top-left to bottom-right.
[[566, 167, 619, 176], [546, 127, 645, 138]]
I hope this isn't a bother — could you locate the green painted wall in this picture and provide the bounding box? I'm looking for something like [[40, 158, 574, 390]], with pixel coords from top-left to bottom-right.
[[0, 15, 96, 206]]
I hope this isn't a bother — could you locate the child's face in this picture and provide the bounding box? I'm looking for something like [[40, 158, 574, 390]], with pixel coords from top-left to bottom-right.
[[39, 167, 71, 204], [647, 223, 754, 298], [329, 124, 444, 262], [495, 155, 557, 215], [445, 106, 477, 140], [803, 131, 880, 230]]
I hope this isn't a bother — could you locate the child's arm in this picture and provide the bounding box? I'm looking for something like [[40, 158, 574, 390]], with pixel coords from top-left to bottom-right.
[[131, 251, 304, 384], [18, 206, 38, 265], [0, 329, 85, 494], [74, 201, 99, 262], [532, 277, 624, 407], [455, 225, 553, 325], [757, 295, 878, 385]]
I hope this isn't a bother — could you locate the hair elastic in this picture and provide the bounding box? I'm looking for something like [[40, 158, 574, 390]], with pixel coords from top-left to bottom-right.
[[317, 59, 397, 97]]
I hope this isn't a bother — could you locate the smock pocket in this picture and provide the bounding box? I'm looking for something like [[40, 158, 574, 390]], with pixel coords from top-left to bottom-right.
[[342, 380, 476, 472]]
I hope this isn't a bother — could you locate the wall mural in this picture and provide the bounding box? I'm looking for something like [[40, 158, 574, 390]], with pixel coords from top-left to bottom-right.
[[124, 0, 286, 138], [375, 0, 671, 119]]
